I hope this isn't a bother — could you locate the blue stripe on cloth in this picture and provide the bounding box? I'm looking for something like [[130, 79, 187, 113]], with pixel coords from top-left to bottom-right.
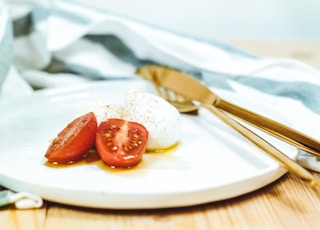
[[236, 76, 320, 114], [66, 0, 259, 60], [13, 9, 49, 37], [84, 35, 157, 67], [201, 71, 236, 91], [11, 1, 320, 117], [45, 58, 107, 80], [0, 15, 13, 88]]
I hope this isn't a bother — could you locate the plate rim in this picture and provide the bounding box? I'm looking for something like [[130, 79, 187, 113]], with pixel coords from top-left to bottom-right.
[[0, 79, 296, 209]]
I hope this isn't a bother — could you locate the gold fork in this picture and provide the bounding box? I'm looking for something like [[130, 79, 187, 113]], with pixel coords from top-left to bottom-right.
[[136, 65, 320, 157], [136, 66, 319, 188]]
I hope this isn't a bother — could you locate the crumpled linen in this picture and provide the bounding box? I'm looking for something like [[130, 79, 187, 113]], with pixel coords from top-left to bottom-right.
[[3, 0, 320, 172]]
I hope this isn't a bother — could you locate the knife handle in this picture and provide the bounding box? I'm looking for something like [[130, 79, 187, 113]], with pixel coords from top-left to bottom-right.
[[203, 104, 318, 188], [215, 98, 320, 157]]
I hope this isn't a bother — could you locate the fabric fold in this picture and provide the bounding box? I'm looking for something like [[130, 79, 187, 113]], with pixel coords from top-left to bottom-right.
[[2, 0, 320, 173]]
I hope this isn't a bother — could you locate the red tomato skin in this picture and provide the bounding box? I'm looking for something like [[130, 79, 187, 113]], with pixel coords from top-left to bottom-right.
[[96, 118, 148, 168], [45, 112, 98, 163]]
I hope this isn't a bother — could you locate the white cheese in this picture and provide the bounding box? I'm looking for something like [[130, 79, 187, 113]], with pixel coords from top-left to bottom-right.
[[76, 99, 123, 125], [76, 90, 181, 150], [123, 90, 181, 150]]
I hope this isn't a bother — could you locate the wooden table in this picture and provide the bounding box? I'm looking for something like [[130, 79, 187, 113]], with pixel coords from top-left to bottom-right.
[[2, 41, 320, 229]]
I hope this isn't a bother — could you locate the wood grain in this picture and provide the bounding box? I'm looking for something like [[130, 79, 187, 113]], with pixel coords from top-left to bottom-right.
[[2, 174, 320, 229], [227, 40, 320, 70]]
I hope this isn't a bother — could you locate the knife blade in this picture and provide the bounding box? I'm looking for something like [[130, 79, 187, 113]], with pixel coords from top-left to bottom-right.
[[137, 66, 320, 157]]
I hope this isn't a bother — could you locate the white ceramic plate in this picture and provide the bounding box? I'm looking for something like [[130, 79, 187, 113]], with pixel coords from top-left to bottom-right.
[[0, 80, 297, 209]]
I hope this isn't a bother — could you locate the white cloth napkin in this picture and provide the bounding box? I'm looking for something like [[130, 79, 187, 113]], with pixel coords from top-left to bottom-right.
[[2, 0, 320, 175]]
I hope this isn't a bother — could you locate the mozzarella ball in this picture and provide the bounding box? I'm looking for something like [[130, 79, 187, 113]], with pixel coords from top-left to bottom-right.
[[123, 90, 181, 150], [76, 100, 123, 125]]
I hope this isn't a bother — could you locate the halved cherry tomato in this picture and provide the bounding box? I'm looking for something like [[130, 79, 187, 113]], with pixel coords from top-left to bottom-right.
[[96, 118, 149, 168], [45, 112, 98, 163]]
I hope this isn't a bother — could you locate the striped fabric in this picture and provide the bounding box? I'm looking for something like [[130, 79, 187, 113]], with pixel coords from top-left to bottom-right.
[[0, 7, 13, 89], [6, 0, 320, 171]]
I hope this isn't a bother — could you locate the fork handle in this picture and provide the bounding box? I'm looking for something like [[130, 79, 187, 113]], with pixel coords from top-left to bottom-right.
[[215, 98, 320, 157], [202, 104, 318, 187]]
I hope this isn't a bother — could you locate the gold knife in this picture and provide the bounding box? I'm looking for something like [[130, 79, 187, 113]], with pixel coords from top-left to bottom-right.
[[136, 65, 320, 157]]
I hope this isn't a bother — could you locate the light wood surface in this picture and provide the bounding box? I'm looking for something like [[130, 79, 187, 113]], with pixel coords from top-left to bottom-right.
[[2, 41, 320, 230]]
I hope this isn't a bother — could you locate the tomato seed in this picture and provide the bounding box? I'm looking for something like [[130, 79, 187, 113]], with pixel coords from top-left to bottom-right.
[[104, 132, 111, 138]]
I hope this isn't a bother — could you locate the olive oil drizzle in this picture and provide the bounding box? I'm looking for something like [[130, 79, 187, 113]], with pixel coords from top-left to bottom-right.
[[45, 142, 180, 172]]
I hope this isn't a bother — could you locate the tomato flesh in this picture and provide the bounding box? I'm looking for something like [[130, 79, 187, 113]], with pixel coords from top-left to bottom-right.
[[45, 112, 98, 163], [96, 118, 148, 168]]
